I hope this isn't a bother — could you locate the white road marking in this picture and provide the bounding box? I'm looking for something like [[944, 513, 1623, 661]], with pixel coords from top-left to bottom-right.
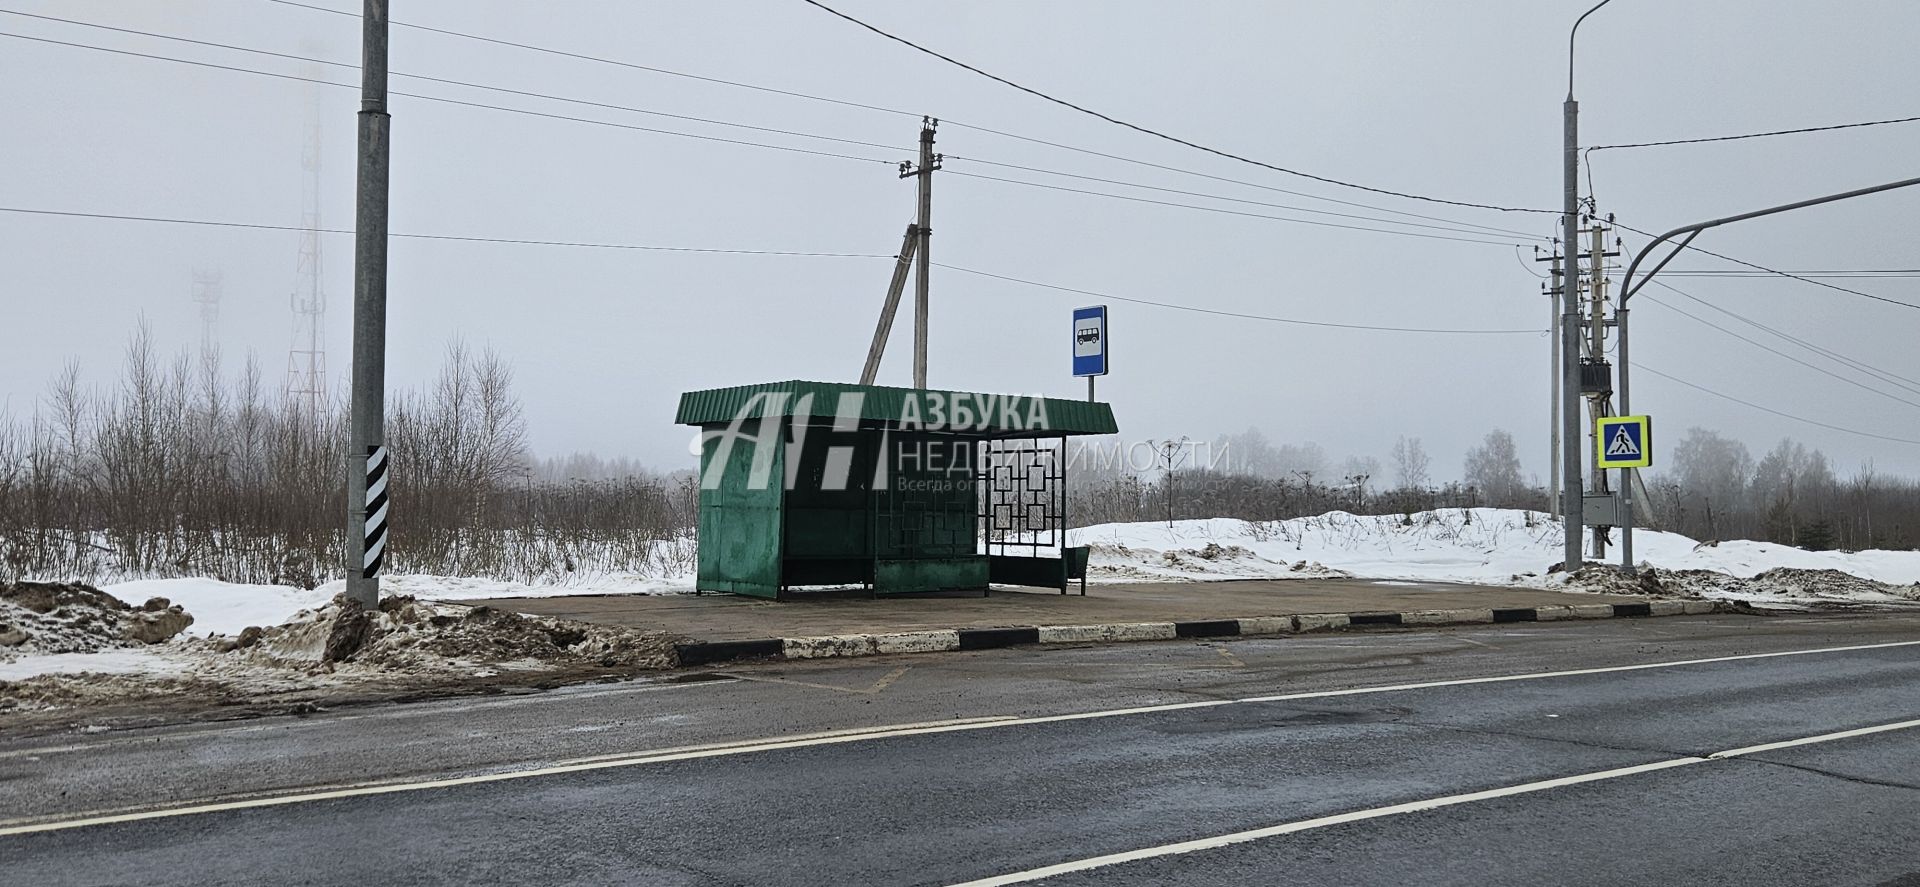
[[4, 638, 1917, 836], [1711, 717, 1920, 759], [1237, 638, 1920, 703], [947, 717, 1920, 886], [543, 716, 1017, 768]]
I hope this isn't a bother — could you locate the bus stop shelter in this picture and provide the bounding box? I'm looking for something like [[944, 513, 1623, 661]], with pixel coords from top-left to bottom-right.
[[677, 380, 1117, 599]]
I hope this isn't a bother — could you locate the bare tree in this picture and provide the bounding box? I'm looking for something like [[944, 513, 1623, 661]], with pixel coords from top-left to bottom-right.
[[1390, 435, 1430, 490], [1463, 429, 1524, 505]]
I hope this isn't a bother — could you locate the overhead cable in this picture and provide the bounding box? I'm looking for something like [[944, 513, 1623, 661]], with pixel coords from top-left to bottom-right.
[[798, 0, 1558, 215]]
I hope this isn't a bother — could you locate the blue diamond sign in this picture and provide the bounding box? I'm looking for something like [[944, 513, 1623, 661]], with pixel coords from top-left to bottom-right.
[[1595, 415, 1652, 469]]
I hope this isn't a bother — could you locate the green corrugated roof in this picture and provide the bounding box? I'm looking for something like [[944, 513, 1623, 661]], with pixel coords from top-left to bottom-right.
[[677, 380, 1117, 437]]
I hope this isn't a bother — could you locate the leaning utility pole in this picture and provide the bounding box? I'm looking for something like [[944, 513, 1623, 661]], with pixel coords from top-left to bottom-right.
[[345, 0, 390, 608], [858, 223, 920, 386], [901, 118, 940, 389]]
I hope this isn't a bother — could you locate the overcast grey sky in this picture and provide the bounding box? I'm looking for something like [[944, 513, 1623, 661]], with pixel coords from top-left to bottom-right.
[[4, 0, 1917, 480]]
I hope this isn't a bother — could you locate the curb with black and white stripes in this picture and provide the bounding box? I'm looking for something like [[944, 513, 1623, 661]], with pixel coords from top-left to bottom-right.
[[673, 599, 1729, 667]]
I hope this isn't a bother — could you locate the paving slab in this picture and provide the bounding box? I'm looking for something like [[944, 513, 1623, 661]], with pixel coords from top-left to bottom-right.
[[465, 579, 1650, 644]]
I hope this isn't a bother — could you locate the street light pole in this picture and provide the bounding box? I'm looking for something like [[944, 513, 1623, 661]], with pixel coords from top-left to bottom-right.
[[1562, 0, 1611, 572], [1613, 173, 1920, 571], [345, 0, 390, 608]]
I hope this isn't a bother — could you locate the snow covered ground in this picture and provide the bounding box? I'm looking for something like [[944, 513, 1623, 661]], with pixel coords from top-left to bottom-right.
[[4, 508, 1916, 689], [63, 509, 1920, 633], [90, 573, 695, 640], [1070, 508, 1920, 605]]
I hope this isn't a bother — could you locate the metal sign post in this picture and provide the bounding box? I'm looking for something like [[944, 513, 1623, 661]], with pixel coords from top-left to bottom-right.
[[1594, 415, 1651, 574], [1072, 305, 1108, 402]]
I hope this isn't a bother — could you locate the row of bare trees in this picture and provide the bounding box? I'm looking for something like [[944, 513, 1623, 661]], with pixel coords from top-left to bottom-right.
[[6, 336, 1914, 591], [1068, 427, 1916, 551], [0, 328, 693, 586], [1651, 427, 1918, 550]]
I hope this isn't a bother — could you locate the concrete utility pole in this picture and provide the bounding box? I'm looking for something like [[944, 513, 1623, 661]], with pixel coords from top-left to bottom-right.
[[1536, 245, 1564, 516], [346, 0, 391, 608], [858, 223, 920, 385], [1560, 0, 1610, 572], [1585, 219, 1613, 561], [903, 118, 940, 389]]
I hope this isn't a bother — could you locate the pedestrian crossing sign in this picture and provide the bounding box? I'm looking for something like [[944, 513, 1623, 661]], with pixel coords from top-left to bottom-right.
[[1595, 415, 1652, 469]]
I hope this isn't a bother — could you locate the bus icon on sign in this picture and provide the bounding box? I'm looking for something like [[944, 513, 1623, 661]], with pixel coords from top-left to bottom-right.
[[1072, 305, 1107, 377]]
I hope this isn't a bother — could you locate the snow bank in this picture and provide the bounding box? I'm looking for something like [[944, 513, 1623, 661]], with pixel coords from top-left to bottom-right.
[[105, 578, 332, 638], [1073, 508, 1571, 585], [78, 509, 1917, 634], [1069, 508, 1920, 590]]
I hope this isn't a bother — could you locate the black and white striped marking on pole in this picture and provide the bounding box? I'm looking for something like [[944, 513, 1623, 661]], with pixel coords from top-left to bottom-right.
[[363, 445, 388, 579]]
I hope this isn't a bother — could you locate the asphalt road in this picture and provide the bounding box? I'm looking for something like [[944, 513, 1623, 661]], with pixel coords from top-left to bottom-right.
[[4, 612, 1919, 886]]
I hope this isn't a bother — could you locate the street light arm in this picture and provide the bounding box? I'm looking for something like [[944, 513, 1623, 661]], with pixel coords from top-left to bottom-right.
[[1619, 174, 1920, 306], [1620, 226, 1701, 304], [1568, 0, 1614, 98]]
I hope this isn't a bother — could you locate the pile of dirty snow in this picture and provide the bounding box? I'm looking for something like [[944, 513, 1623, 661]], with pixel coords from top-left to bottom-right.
[[1562, 564, 1920, 608], [0, 582, 194, 659], [2, 584, 682, 717], [211, 594, 678, 676]]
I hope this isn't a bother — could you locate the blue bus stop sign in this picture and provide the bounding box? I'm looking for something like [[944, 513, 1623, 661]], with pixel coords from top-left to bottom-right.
[[1072, 305, 1108, 377]]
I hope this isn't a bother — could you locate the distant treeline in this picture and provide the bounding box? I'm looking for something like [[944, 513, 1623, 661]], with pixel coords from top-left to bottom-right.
[[4, 331, 1913, 588], [0, 328, 692, 586], [1069, 426, 1918, 552]]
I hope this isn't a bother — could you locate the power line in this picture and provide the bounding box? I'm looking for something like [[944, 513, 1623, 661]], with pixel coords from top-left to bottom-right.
[[943, 156, 1544, 240], [937, 263, 1545, 335], [1663, 270, 1920, 279], [263, 0, 1549, 238], [11, 15, 1552, 251], [6, 201, 1545, 334], [1640, 293, 1920, 412], [263, 0, 921, 120], [0, 7, 912, 156], [798, 0, 1558, 216], [12, 4, 1548, 244], [1646, 279, 1920, 395], [1589, 113, 1920, 152], [0, 30, 902, 167], [945, 170, 1529, 247], [941, 126, 1545, 238], [1612, 219, 1920, 312], [0, 206, 896, 257], [6, 25, 1552, 252], [1637, 364, 1920, 446], [1613, 224, 1920, 394]]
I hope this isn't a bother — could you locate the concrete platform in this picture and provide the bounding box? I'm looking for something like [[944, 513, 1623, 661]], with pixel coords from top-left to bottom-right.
[[466, 579, 1653, 644]]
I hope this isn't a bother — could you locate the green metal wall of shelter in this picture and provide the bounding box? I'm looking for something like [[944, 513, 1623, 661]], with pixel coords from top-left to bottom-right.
[[677, 381, 1117, 599]]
